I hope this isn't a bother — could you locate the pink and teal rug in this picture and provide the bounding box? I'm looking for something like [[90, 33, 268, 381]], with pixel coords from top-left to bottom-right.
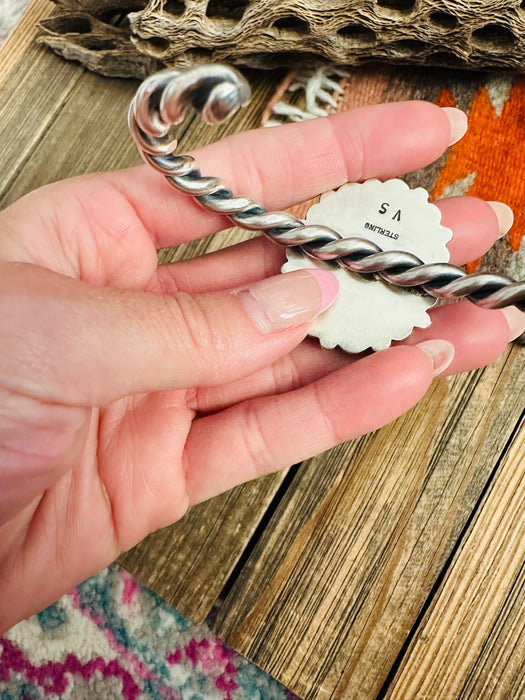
[[0, 564, 298, 699]]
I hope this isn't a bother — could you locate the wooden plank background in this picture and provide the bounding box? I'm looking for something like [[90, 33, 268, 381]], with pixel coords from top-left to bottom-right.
[[213, 349, 525, 699], [386, 417, 525, 699], [1, 4, 524, 698]]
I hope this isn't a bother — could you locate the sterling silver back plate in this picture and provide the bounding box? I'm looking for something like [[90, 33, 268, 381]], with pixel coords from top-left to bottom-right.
[[282, 179, 452, 353]]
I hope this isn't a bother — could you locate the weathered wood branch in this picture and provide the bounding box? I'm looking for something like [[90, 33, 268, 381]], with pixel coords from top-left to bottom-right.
[[37, 0, 158, 78], [37, 0, 525, 78]]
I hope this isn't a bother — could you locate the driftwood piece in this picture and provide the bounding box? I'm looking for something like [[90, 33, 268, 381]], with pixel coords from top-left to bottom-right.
[[131, 0, 525, 71], [37, 0, 525, 78], [36, 0, 159, 78], [38, 12, 160, 77], [36, 0, 160, 78]]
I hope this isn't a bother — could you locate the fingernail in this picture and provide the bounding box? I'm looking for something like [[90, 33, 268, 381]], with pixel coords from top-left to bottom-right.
[[442, 107, 468, 146], [304, 269, 340, 312], [416, 339, 455, 377], [487, 201, 514, 238], [501, 306, 525, 341], [237, 269, 339, 332]]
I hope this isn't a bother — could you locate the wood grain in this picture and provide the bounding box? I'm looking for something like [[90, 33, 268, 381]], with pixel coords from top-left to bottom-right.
[[131, 0, 525, 73], [385, 412, 525, 700], [213, 346, 525, 699], [0, 50, 85, 204]]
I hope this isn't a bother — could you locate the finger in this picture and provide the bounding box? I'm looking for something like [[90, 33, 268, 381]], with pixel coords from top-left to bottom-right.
[[98, 391, 191, 545], [405, 303, 525, 375], [184, 343, 450, 504], [190, 339, 354, 414], [1, 262, 339, 406], [192, 300, 522, 414], [154, 194, 510, 298], [107, 102, 463, 247], [435, 197, 512, 265], [155, 235, 287, 294]]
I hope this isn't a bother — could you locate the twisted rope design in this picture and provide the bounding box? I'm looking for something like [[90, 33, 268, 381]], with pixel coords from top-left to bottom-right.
[[129, 65, 525, 312]]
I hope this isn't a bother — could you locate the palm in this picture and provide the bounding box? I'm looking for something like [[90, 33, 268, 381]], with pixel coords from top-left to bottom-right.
[[0, 177, 202, 621], [0, 101, 516, 633]]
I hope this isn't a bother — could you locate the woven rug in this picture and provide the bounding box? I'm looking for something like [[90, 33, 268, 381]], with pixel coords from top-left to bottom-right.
[[0, 564, 299, 699]]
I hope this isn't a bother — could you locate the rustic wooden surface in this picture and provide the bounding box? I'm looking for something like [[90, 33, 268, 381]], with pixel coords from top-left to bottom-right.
[[1, 4, 525, 698], [386, 416, 525, 699], [214, 350, 525, 699]]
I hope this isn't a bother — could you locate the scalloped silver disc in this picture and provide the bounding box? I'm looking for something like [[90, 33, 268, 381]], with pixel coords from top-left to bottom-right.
[[282, 179, 452, 353]]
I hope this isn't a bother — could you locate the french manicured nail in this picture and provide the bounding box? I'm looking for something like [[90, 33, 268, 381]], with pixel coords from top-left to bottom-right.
[[237, 269, 339, 332], [442, 107, 468, 146], [501, 306, 525, 341], [487, 201, 514, 238], [416, 339, 455, 377], [303, 269, 340, 313]]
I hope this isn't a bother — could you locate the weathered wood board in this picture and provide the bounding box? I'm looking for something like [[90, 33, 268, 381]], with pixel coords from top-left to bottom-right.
[[213, 347, 525, 699], [385, 413, 525, 700], [0, 0, 54, 83]]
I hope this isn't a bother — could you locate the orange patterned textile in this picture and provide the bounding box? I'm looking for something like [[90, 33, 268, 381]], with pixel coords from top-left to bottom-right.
[[434, 80, 525, 268]]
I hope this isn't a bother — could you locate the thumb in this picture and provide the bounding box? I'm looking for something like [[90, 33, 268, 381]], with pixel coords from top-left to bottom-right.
[[1, 262, 338, 406]]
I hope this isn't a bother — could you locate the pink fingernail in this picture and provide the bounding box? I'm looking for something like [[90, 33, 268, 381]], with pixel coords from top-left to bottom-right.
[[442, 107, 468, 146], [501, 306, 525, 341], [416, 339, 455, 377], [237, 269, 339, 333], [487, 201, 514, 238], [303, 268, 340, 312]]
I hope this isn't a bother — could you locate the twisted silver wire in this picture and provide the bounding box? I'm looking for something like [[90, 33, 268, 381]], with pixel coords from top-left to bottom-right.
[[129, 65, 525, 312]]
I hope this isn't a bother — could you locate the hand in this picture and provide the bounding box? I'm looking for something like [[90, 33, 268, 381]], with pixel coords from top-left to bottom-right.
[[0, 101, 522, 633]]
